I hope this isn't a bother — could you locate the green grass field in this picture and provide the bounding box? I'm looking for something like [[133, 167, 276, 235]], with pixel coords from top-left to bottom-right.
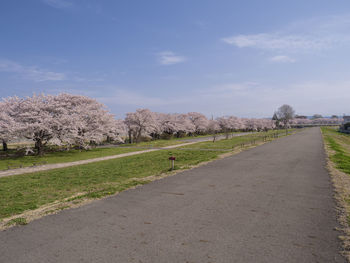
[[0, 129, 295, 221], [322, 127, 350, 175], [0, 132, 258, 171], [0, 134, 222, 171]]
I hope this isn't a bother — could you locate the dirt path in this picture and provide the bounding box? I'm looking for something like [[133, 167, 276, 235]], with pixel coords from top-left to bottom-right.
[[0, 132, 254, 178], [0, 141, 203, 178], [0, 127, 345, 262]]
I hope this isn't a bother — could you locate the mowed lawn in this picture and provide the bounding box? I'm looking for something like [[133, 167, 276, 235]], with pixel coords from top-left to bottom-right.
[[0, 129, 294, 222], [322, 127, 350, 175], [0, 136, 217, 171]]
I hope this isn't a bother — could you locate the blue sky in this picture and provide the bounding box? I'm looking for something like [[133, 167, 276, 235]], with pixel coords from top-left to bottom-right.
[[1, 0, 350, 118]]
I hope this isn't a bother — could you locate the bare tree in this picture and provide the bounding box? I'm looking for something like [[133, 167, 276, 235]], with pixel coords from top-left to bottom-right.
[[276, 104, 295, 131]]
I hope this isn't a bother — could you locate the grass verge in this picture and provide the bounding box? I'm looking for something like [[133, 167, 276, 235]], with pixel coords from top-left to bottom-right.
[[5, 217, 27, 226], [321, 127, 350, 261], [322, 127, 350, 174], [180, 129, 293, 150]]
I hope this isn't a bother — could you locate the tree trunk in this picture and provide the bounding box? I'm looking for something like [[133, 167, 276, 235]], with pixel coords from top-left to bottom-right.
[[136, 128, 142, 143], [35, 139, 44, 156], [128, 131, 132, 144], [2, 141, 8, 151], [225, 129, 229, 139]]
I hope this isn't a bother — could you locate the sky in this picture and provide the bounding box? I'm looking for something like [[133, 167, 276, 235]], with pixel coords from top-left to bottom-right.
[[1, 0, 350, 118]]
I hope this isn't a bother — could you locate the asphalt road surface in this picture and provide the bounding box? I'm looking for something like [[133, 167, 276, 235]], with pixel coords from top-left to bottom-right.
[[0, 127, 345, 262]]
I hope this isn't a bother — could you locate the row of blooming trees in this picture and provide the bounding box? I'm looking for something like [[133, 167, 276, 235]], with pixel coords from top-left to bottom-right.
[[124, 109, 277, 143], [0, 94, 279, 154], [291, 117, 343, 126], [2, 94, 342, 155]]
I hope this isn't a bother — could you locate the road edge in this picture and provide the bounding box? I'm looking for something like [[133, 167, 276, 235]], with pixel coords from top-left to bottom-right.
[[322, 129, 350, 262]]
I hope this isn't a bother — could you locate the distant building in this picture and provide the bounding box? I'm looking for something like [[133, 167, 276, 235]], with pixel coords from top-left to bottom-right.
[[344, 116, 350, 124]]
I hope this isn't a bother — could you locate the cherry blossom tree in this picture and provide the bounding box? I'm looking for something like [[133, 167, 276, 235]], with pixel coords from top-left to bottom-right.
[[125, 109, 157, 143], [12, 94, 59, 155], [107, 119, 127, 143], [152, 113, 171, 138], [50, 93, 116, 149], [4, 93, 117, 154], [0, 97, 22, 151], [0, 102, 10, 151], [187, 112, 209, 134], [217, 116, 232, 138], [176, 114, 196, 136], [161, 113, 196, 137], [217, 116, 244, 138], [143, 112, 196, 140], [207, 119, 220, 142]]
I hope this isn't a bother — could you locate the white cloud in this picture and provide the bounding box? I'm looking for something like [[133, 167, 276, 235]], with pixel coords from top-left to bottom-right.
[[42, 0, 72, 9], [222, 14, 350, 52], [269, 55, 296, 63], [157, 51, 187, 65], [222, 33, 333, 51], [0, 59, 66, 82]]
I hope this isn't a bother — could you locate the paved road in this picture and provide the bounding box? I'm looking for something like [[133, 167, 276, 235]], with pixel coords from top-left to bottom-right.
[[0, 127, 344, 262]]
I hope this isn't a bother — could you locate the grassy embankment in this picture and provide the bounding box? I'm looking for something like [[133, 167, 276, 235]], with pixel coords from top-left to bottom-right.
[[0, 134, 234, 171], [322, 127, 350, 175], [321, 127, 350, 259], [0, 129, 294, 226]]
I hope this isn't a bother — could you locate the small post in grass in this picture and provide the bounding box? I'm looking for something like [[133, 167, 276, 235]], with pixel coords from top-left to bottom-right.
[[169, 156, 176, 170]]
